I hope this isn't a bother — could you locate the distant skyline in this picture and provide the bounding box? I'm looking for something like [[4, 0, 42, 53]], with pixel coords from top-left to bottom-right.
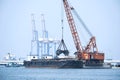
[[0, 0, 120, 60]]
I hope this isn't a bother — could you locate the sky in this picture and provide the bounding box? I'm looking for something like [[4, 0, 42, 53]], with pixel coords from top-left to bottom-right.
[[0, 0, 120, 60]]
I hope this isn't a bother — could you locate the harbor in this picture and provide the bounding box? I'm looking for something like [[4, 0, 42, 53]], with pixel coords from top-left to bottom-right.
[[0, 0, 120, 80], [23, 0, 106, 69], [0, 56, 120, 69], [0, 0, 120, 69]]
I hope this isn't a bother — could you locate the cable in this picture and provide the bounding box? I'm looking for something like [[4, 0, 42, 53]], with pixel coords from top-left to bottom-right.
[[71, 8, 93, 37], [61, 0, 64, 39]]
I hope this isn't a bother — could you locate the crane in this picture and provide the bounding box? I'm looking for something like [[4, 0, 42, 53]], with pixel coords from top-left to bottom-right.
[[63, 0, 104, 62], [30, 14, 39, 58], [63, 0, 83, 59]]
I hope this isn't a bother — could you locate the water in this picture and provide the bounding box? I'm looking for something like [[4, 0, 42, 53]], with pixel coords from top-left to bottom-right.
[[0, 67, 120, 80]]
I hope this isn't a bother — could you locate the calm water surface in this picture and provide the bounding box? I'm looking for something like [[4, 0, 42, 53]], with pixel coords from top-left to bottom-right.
[[0, 67, 120, 80]]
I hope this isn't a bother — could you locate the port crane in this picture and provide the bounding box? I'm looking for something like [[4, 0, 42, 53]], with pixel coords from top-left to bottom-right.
[[63, 0, 104, 64]]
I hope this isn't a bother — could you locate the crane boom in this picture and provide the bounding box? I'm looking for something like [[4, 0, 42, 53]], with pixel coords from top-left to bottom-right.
[[71, 7, 98, 53], [63, 0, 83, 54], [63, 0, 104, 61]]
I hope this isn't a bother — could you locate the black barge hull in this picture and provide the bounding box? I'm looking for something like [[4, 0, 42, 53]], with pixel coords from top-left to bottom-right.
[[24, 59, 83, 68], [24, 59, 111, 69]]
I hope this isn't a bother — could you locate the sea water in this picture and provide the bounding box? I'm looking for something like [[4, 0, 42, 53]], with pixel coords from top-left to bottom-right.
[[0, 66, 120, 80]]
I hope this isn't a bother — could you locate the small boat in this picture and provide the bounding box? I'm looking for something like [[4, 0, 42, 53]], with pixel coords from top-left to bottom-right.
[[112, 63, 120, 69], [5, 62, 21, 67]]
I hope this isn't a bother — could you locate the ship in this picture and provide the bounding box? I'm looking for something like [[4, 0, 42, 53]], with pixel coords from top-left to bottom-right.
[[24, 54, 110, 69], [0, 53, 23, 67], [24, 58, 83, 68], [24, 0, 110, 69], [5, 62, 22, 67]]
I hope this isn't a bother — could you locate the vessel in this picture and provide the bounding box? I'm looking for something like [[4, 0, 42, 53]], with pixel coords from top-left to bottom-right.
[[24, 58, 83, 68], [24, 58, 111, 69], [5, 62, 22, 67], [24, 0, 108, 69], [111, 62, 120, 69], [0, 53, 24, 67]]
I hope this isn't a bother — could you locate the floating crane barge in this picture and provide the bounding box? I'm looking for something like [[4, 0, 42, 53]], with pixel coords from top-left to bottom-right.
[[24, 0, 109, 69], [24, 58, 83, 68]]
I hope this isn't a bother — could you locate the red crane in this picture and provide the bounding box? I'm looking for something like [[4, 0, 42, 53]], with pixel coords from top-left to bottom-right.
[[63, 0, 104, 62], [63, 0, 83, 59]]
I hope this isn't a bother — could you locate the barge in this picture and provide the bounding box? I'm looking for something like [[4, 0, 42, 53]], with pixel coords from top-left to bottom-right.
[[24, 58, 83, 68]]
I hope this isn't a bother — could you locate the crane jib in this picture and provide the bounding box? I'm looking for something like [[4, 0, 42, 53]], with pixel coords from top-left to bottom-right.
[[63, 0, 104, 61], [63, 0, 83, 53]]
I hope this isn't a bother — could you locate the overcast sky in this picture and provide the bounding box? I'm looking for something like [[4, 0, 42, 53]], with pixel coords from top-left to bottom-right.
[[0, 0, 120, 60]]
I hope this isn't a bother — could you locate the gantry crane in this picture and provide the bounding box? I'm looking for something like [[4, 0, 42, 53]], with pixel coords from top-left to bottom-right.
[[63, 0, 104, 64]]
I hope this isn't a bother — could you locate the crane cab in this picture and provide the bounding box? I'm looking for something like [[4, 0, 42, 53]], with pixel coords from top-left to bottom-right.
[[82, 52, 104, 60]]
